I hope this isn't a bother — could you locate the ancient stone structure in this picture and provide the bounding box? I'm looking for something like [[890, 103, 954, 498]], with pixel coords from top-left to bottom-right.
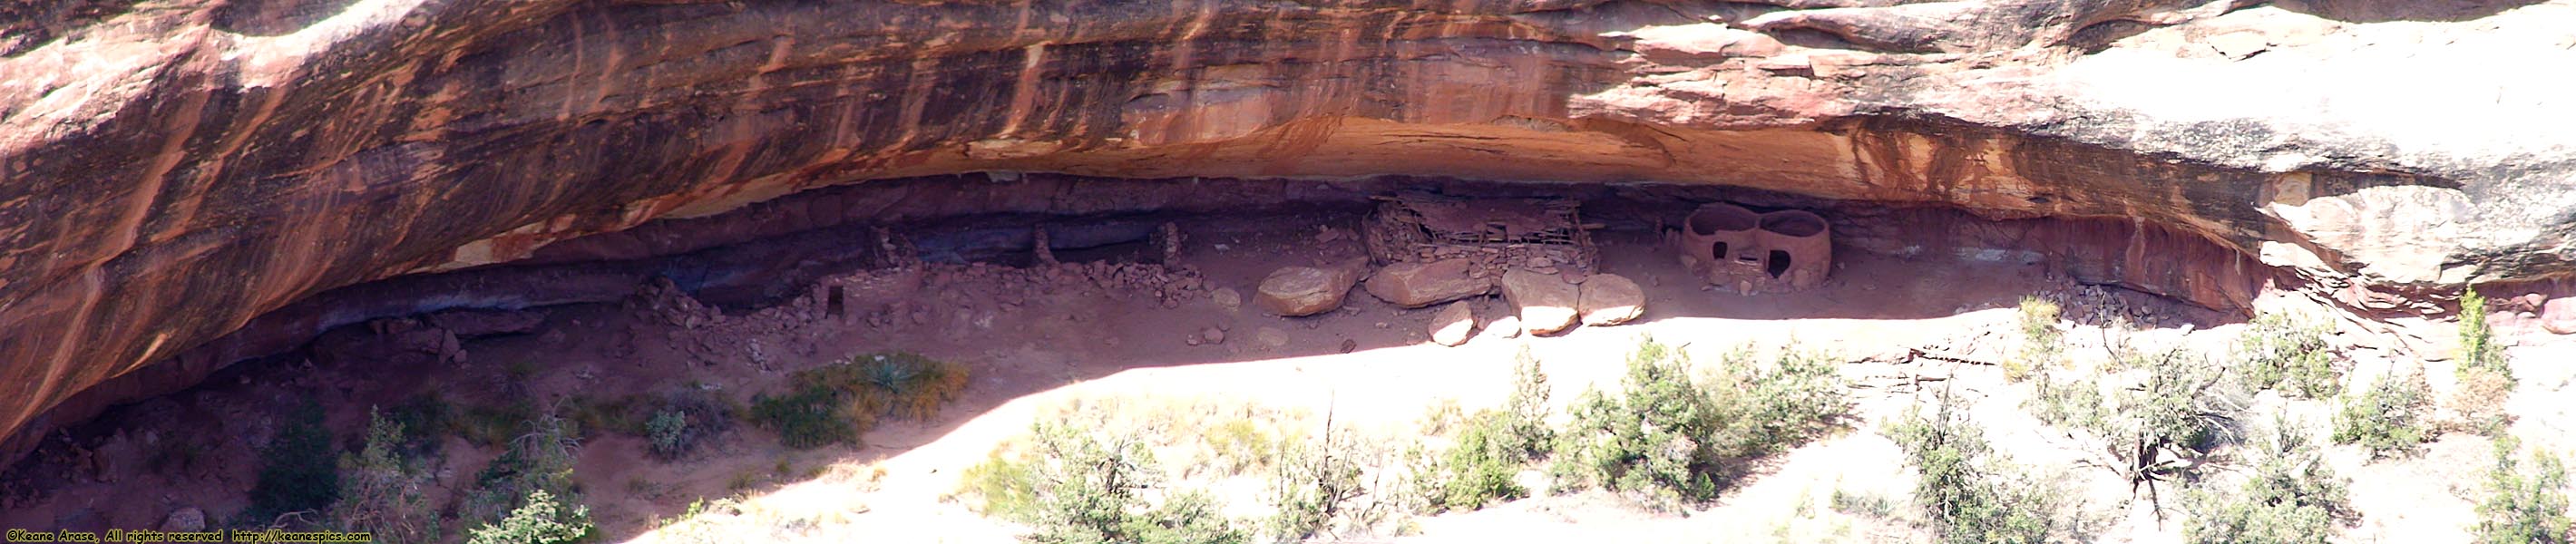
[[1678, 203, 1763, 287], [1366, 193, 1596, 277], [1675, 204, 1832, 293], [1756, 209, 1833, 290]]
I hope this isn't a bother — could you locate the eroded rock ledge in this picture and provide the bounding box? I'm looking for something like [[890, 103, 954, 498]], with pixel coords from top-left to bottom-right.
[[3, 0, 2572, 463]]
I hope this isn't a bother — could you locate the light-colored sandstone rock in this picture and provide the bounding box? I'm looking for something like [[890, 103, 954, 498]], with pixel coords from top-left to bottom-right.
[[1255, 327, 1291, 349], [1211, 287, 1244, 311], [1429, 302, 1477, 347], [1255, 266, 1361, 316], [161, 507, 205, 532], [1483, 315, 1524, 339], [1202, 326, 1226, 345], [1363, 259, 1493, 308], [1500, 269, 1580, 335], [2543, 297, 2576, 335], [1578, 274, 1645, 326]]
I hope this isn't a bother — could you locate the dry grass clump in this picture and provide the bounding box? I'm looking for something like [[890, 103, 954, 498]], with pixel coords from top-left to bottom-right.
[[751, 352, 969, 449], [2008, 296, 2064, 381]]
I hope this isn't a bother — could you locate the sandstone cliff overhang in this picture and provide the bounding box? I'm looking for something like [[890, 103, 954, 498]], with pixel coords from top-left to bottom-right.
[[2, 0, 2572, 461]]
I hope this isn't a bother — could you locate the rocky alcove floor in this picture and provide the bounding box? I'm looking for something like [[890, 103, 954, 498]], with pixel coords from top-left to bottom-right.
[[3, 209, 2570, 544]]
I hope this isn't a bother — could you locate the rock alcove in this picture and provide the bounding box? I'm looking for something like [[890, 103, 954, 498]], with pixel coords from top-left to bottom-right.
[[5, 0, 2576, 536]]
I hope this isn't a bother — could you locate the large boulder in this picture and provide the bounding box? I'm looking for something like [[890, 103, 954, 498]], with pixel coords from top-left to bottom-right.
[[160, 507, 206, 532], [1429, 301, 1477, 347], [1482, 315, 1524, 340], [1364, 259, 1494, 308], [1578, 274, 1646, 326], [1500, 270, 1580, 335], [2542, 297, 2576, 335], [1255, 266, 1361, 316]]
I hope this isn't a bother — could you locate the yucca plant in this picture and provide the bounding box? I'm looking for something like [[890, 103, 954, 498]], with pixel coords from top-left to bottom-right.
[[847, 352, 970, 422]]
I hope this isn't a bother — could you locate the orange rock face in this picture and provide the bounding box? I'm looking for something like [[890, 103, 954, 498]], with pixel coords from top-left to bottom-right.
[[5, 0, 2576, 461]]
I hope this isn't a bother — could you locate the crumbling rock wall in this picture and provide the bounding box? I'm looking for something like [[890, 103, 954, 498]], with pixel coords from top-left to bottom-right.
[[5, 0, 2575, 462]]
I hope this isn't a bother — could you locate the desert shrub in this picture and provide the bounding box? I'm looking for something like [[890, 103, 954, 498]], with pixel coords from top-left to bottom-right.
[[2473, 435, 2572, 544], [2451, 366, 2516, 436], [384, 393, 457, 454], [1400, 353, 1554, 513], [560, 394, 646, 440], [148, 432, 211, 479], [458, 399, 539, 448], [753, 353, 968, 449], [2025, 372, 2106, 432], [961, 445, 1046, 520], [463, 410, 584, 527], [643, 388, 733, 461], [803, 352, 971, 421], [864, 352, 971, 420], [1549, 339, 1848, 509], [1550, 339, 1714, 504], [2181, 417, 2355, 544], [970, 423, 1245, 544], [1406, 412, 1533, 512], [1889, 392, 2094, 544], [2330, 373, 2431, 458], [1830, 487, 1898, 519], [2235, 311, 2342, 398], [250, 400, 341, 520], [2025, 346, 2243, 500], [466, 489, 593, 544], [649, 499, 726, 542], [749, 382, 865, 450], [1498, 350, 1556, 456], [1417, 398, 1464, 436], [335, 408, 442, 542], [2459, 288, 2512, 383], [1198, 418, 1286, 476], [2010, 296, 2064, 381], [1713, 347, 1852, 449], [646, 411, 691, 458], [1266, 430, 1393, 540]]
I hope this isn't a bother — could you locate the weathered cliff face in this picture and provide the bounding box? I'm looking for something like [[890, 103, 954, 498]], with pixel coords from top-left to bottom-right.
[[3, 0, 2572, 461]]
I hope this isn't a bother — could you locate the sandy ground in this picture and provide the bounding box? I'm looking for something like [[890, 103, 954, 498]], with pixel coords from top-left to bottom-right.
[[5, 214, 2566, 544]]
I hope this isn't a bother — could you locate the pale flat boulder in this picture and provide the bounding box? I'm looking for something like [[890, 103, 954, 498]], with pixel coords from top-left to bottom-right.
[[2542, 297, 2576, 335], [1482, 315, 1523, 339], [1500, 269, 1579, 335], [1364, 258, 1494, 308], [1578, 273, 1645, 326], [1256, 266, 1361, 316], [1429, 301, 1477, 346], [161, 507, 206, 532]]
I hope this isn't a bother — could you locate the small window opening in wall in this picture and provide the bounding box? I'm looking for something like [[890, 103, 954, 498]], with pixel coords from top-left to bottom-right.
[[825, 286, 846, 318], [1767, 250, 1793, 278], [1712, 242, 1729, 262]]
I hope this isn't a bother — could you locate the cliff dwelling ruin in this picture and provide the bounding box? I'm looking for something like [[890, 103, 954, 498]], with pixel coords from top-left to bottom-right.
[[6, 1, 2576, 542], [1673, 202, 1834, 294], [1364, 192, 1599, 276]]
